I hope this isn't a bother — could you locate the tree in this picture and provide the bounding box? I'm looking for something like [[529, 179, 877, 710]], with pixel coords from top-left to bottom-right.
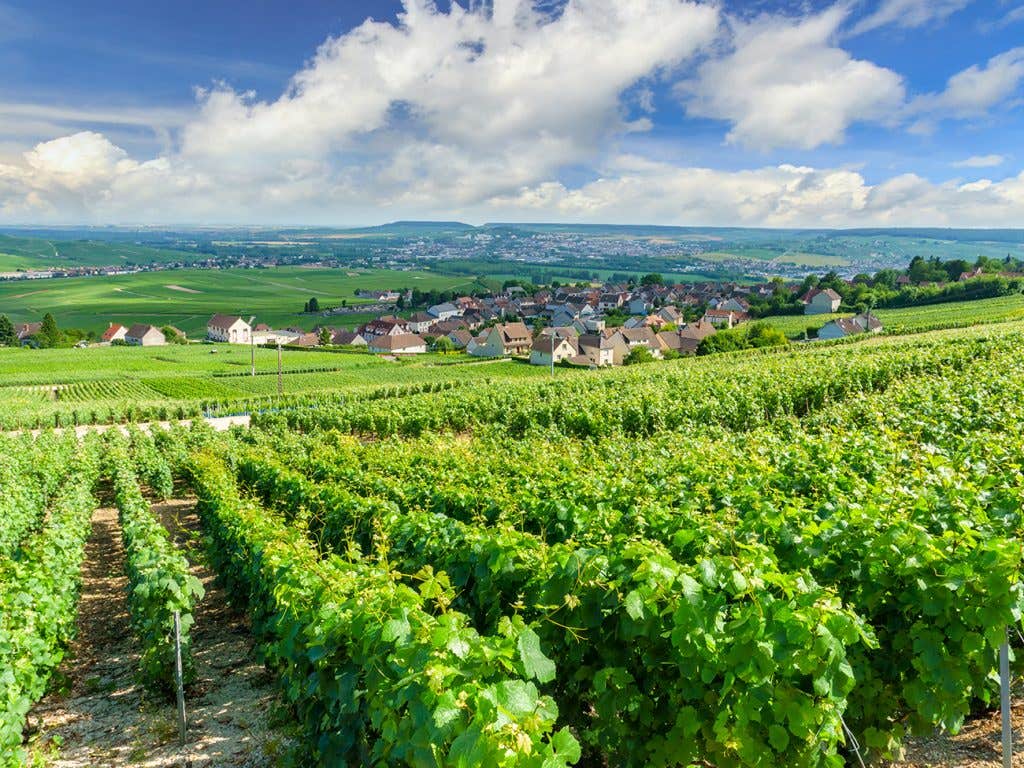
[[318, 327, 333, 346], [0, 315, 15, 347], [640, 273, 664, 286], [304, 297, 320, 313], [623, 346, 654, 365], [432, 336, 455, 354], [38, 313, 60, 348], [161, 326, 187, 344]]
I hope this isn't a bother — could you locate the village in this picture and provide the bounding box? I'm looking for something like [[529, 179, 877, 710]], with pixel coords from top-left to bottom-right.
[[43, 278, 884, 367]]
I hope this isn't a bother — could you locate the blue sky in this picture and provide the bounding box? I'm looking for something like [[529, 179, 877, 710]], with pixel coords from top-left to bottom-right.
[[1, 0, 1023, 226]]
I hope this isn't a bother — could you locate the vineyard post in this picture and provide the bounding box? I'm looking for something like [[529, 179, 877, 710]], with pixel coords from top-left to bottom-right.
[[1001, 632, 1012, 768], [249, 316, 256, 377], [173, 611, 187, 747]]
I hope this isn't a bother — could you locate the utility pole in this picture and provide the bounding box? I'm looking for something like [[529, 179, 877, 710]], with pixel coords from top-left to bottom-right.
[[248, 316, 256, 376], [277, 342, 283, 396]]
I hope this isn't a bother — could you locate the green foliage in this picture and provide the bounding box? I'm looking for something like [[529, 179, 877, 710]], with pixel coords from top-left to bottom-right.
[[698, 322, 788, 355], [106, 435, 203, 692], [0, 315, 15, 347], [0, 441, 101, 765], [187, 454, 579, 767], [623, 346, 654, 365]]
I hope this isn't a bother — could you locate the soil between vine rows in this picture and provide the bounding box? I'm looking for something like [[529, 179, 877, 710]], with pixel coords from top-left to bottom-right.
[[24, 500, 292, 767]]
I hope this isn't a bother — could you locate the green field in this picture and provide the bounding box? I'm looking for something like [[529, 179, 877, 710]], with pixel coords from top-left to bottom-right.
[[761, 293, 1024, 337], [0, 266, 488, 336], [0, 234, 198, 269], [0, 343, 573, 429]]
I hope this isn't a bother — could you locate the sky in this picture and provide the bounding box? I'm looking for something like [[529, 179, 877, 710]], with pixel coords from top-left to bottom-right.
[[1, 0, 1023, 227]]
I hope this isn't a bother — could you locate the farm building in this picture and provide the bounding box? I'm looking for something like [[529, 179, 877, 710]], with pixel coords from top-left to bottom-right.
[[125, 324, 166, 347], [207, 314, 252, 344], [101, 323, 128, 343], [368, 332, 427, 354]]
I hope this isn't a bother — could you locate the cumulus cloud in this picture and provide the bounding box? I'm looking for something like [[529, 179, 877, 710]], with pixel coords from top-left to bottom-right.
[[488, 156, 1024, 228], [953, 154, 1006, 168], [851, 0, 972, 36], [678, 7, 905, 150], [0, 0, 722, 220], [1, 0, 1023, 228], [912, 47, 1024, 117]]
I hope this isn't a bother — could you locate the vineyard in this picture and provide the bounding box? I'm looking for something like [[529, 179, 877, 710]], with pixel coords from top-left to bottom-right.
[[2, 321, 1024, 765]]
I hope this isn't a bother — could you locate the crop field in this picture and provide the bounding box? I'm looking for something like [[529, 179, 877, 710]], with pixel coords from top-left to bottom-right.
[[0, 265, 490, 336], [761, 293, 1024, 337], [4, 322, 1024, 766], [0, 343, 574, 429]]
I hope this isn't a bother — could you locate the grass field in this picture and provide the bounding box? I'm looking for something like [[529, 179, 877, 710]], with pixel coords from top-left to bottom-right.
[[0, 266, 488, 336]]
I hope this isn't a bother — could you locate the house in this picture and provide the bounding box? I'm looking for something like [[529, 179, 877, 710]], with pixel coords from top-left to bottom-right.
[[207, 314, 252, 344], [617, 327, 667, 359], [331, 330, 368, 347], [801, 288, 842, 315], [254, 328, 301, 346], [367, 332, 427, 354], [719, 297, 750, 313], [672, 320, 717, 354], [406, 312, 437, 334], [598, 292, 625, 311], [657, 306, 682, 324], [356, 289, 400, 302], [447, 329, 474, 349], [702, 308, 746, 328], [628, 297, 653, 315], [817, 312, 883, 341], [125, 324, 166, 347], [428, 302, 462, 321], [101, 323, 128, 343], [529, 335, 577, 366], [854, 312, 883, 333], [469, 322, 533, 357], [578, 333, 620, 366], [817, 318, 865, 340], [361, 316, 407, 338], [959, 267, 985, 281]]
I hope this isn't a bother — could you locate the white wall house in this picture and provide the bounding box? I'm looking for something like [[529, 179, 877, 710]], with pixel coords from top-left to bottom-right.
[[529, 336, 576, 366], [802, 288, 842, 315], [125, 324, 166, 347], [207, 314, 252, 344]]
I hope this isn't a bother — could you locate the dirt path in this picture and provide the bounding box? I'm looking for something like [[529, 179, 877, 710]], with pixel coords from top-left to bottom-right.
[[14, 414, 251, 440], [894, 692, 1024, 767], [26, 500, 291, 767]]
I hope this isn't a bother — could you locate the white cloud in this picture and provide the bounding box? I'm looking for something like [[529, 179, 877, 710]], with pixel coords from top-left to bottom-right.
[[678, 7, 905, 150], [908, 47, 1024, 132], [488, 156, 1024, 228], [914, 47, 1024, 117], [953, 154, 1006, 168], [851, 0, 972, 36], [1, 0, 1023, 229]]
